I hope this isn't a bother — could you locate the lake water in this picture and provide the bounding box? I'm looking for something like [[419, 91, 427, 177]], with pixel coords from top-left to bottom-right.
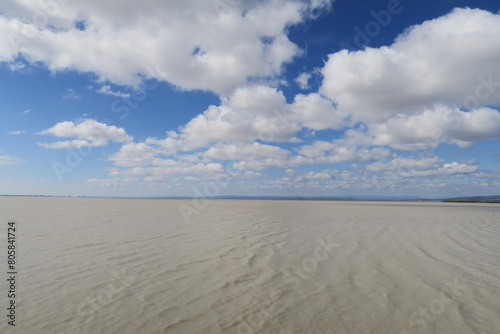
[[0, 197, 499, 333]]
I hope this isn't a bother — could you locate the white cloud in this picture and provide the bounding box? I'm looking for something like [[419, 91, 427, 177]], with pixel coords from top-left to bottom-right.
[[243, 171, 262, 179], [109, 142, 163, 167], [298, 104, 500, 154], [297, 140, 336, 158], [96, 85, 130, 98], [149, 85, 347, 151], [0, 0, 332, 95], [0, 155, 23, 165], [37, 119, 132, 149], [296, 134, 392, 164], [111, 162, 226, 179], [262, 169, 337, 190], [63, 88, 82, 99], [226, 142, 291, 170], [38, 140, 95, 149], [204, 142, 289, 162], [321, 8, 500, 122], [7, 61, 25, 71], [290, 93, 348, 130], [172, 85, 297, 148], [295, 72, 312, 89], [110, 141, 292, 172], [6, 130, 25, 135], [366, 157, 478, 177], [304, 171, 333, 180], [437, 162, 479, 175], [3, 3, 497, 196], [85, 156, 236, 187], [370, 105, 500, 150], [85, 178, 138, 187], [20, 109, 31, 115], [367, 156, 441, 172], [105, 84, 348, 175]]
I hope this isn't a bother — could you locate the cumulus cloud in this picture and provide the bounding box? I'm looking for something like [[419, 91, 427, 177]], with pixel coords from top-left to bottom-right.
[[296, 141, 392, 164], [112, 141, 286, 174], [205, 142, 289, 161], [144, 85, 347, 150], [104, 83, 349, 177], [3, 3, 498, 195], [295, 72, 312, 89], [366, 156, 478, 177], [303, 171, 333, 180], [317, 27, 500, 153], [262, 169, 337, 190], [110, 162, 226, 179], [370, 105, 500, 150], [0, 0, 332, 95], [96, 85, 130, 98], [321, 8, 500, 122], [108, 142, 162, 167], [37, 119, 132, 148], [367, 156, 441, 172], [296, 130, 393, 164], [290, 93, 348, 130], [226, 142, 291, 170], [180, 85, 299, 146], [86, 157, 234, 188]]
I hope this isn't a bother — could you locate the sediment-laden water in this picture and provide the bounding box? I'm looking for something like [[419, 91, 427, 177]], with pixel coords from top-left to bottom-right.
[[0, 197, 499, 333]]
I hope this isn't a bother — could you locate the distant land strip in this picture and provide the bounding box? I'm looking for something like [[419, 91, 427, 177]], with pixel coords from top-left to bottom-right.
[[442, 200, 500, 203], [1, 194, 500, 202]]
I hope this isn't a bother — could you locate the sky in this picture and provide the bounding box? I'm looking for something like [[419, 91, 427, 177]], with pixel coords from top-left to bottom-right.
[[1, 0, 500, 198]]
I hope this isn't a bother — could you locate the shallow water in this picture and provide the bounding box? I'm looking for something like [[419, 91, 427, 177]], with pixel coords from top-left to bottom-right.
[[0, 197, 499, 333]]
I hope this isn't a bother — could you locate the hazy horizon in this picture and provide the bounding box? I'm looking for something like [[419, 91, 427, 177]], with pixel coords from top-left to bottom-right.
[[2, 194, 500, 200]]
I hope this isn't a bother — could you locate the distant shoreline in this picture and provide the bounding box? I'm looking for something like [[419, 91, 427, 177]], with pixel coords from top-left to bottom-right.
[[442, 200, 500, 204], [0, 195, 431, 201], [1, 194, 499, 203]]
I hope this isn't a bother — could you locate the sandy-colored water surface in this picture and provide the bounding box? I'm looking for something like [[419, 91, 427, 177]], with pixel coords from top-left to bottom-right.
[[0, 197, 499, 333]]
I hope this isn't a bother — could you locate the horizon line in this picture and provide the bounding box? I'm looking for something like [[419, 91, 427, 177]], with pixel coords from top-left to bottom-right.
[[2, 194, 500, 201]]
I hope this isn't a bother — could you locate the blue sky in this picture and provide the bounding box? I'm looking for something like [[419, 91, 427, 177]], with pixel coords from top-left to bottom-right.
[[1, 0, 499, 198]]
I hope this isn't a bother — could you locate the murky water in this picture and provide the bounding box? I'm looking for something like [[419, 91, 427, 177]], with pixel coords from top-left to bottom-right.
[[0, 197, 499, 333]]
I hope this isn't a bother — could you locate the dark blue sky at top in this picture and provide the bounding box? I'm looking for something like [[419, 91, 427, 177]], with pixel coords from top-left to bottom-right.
[[283, 0, 500, 97]]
